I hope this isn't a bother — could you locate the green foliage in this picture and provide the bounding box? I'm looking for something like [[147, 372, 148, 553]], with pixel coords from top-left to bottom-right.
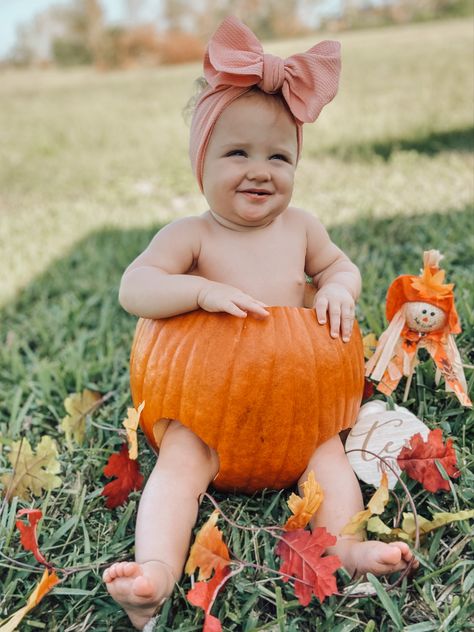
[[0, 18, 473, 632], [52, 38, 93, 67]]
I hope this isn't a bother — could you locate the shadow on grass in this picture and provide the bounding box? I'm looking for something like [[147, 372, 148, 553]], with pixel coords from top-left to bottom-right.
[[313, 125, 474, 162], [1, 205, 472, 378]]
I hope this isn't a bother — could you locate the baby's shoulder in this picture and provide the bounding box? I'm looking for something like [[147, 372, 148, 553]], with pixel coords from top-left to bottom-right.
[[283, 207, 324, 230]]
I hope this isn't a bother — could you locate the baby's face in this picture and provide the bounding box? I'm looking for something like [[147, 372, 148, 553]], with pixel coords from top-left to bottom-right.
[[202, 93, 298, 228], [405, 301, 447, 333]]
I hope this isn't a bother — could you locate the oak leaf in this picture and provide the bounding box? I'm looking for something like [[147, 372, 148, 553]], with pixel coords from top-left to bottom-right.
[[16, 508, 52, 569], [60, 389, 101, 449], [341, 472, 389, 535], [275, 527, 341, 604], [122, 401, 144, 460], [185, 510, 231, 580], [0, 568, 59, 632], [397, 428, 460, 492], [101, 443, 144, 508], [186, 566, 230, 632], [1, 436, 61, 501], [284, 471, 323, 531]]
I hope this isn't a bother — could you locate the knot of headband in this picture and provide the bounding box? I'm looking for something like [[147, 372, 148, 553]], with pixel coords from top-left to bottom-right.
[[190, 16, 341, 191]]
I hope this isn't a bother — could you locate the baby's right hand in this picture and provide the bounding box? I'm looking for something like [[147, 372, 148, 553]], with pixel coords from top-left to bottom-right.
[[197, 282, 269, 318]]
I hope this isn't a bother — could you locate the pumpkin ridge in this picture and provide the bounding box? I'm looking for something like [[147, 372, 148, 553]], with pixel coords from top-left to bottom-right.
[[301, 310, 321, 450], [178, 314, 206, 428], [132, 319, 159, 411], [269, 307, 298, 489]]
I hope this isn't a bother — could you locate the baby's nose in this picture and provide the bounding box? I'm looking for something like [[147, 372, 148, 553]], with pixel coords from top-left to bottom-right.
[[247, 162, 271, 181]]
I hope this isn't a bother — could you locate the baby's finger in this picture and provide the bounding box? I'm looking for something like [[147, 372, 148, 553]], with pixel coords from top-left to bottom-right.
[[314, 295, 328, 325], [224, 302, 248, 318], [235, 298, 269, 317], [328, 304, 341, 338], [341, 306, 355, 342]]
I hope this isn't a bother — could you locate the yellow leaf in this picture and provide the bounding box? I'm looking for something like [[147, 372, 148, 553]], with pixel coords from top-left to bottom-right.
[[341, 472, 389, 535], [366, 517, 411, 542], [284, 471, 324, 531], [185, 510, 231, 580], [340, 508, 372, 535], [60, 389, 101, 449], [363, 333, 378, 360], [401, 509, 474, 539], [0, 569, 59, 631], [122, 401, 145, 460], [367, 472, 389, 515], [1, 436, 61, 501]]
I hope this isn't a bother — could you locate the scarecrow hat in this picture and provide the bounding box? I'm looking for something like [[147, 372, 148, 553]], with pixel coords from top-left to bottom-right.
[[385, 250, 461, 334]]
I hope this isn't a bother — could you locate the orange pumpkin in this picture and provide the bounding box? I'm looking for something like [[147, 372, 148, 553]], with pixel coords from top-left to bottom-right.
[[130, 306, 364, 493]]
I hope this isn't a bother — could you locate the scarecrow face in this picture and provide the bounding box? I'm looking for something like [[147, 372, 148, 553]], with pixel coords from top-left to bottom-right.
[[405, 301, 447, 333]]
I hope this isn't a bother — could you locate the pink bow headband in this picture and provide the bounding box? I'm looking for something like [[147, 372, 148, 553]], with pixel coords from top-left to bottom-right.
[[189, 16, 341, 191]]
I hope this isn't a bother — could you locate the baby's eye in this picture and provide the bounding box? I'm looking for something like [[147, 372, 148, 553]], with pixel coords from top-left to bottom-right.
[[270, 154, 289, 162], [225, 149, 247, 157]]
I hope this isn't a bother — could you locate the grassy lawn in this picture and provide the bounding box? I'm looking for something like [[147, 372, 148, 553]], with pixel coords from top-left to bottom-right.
[[1, 17, 473, 632]]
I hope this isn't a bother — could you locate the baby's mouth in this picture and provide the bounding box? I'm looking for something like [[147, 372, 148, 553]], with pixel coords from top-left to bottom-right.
[[238, 188, 272, 197]]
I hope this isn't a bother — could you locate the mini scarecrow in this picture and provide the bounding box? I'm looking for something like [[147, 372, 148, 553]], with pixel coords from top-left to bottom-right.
[[366, 250, 472, 407]]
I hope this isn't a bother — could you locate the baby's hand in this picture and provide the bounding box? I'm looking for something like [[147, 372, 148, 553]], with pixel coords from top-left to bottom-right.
[[198, 282, 269, 318], [313, 283, 355, 342]]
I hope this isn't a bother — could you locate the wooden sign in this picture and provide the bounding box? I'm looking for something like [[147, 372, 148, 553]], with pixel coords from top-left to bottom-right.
[[345, 400, 430, 489]]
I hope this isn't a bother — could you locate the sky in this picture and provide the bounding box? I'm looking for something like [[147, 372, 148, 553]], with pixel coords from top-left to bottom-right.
[[0, 0, 347, 59]]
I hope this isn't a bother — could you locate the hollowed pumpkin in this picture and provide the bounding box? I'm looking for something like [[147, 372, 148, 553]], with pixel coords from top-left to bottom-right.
[[130, 306, 364, 493]]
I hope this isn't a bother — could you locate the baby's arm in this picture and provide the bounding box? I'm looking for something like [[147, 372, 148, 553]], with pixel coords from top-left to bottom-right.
[[119, 218, 268, 319], [303, 212, 361, 341]]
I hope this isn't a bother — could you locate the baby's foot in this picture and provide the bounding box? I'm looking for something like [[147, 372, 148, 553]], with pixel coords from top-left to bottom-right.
[[334, 539, 418, 579], [103, 560, 176, 629]]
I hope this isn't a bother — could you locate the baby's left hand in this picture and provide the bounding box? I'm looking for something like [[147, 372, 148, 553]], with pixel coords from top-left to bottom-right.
[[313, 283, 355, 342]]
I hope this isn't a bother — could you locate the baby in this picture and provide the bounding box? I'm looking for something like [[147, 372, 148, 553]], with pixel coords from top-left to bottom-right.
[[103, 16, 415, 629]]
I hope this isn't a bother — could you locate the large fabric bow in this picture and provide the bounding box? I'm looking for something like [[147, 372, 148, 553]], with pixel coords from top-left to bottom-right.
[[204, 15, 341, 124], [189, 16, 341, 191]]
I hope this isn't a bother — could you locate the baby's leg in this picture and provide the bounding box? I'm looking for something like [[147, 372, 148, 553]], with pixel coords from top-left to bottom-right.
[[103, 420, 219, 630], [299, 434, 417, 578]]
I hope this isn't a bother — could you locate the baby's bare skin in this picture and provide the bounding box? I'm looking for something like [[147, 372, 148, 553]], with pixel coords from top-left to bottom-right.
[[105, 93, 416, 630]]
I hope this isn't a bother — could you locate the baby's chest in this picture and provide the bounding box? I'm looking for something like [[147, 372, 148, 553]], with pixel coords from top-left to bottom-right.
[[194, 233, 307, 298]]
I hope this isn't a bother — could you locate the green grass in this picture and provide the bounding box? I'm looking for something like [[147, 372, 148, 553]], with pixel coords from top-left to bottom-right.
[[1, 16, 473, 632]]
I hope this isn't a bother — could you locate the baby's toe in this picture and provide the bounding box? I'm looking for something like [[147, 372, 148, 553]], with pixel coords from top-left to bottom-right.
[[123, 562, 140, 577]]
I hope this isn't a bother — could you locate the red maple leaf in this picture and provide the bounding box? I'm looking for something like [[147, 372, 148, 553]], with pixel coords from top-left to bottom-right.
[[397, 428, 460, 492], [187, 565, 230, 632], [101, 443, 144, 508], [363, 378, 375, 401], [16, 508, 54, 569], [275, 527, 341, 605]]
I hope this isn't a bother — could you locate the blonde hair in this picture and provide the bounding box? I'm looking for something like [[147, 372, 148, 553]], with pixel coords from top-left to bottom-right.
[[183, 76, 293, 125]]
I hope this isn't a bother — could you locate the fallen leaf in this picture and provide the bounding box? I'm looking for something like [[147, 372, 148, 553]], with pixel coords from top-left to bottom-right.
[[341, 472, 389, 535], [363, 333, 378, 359], [275, 527, 341, 604], [185, 510, 231, 580], [401, 509, 474, 539], [101, 443, 144, 508], [16, 508, 52, 568], [186, 565, 230, 632], [284, 471, 324, 531], [122, 401, 145, 460], [397, 428, 460, 492], [362, 377, 375, 400], [0, 568, 59, 632], [1, 436, 61, 501], [60, 389, 102, 449]]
